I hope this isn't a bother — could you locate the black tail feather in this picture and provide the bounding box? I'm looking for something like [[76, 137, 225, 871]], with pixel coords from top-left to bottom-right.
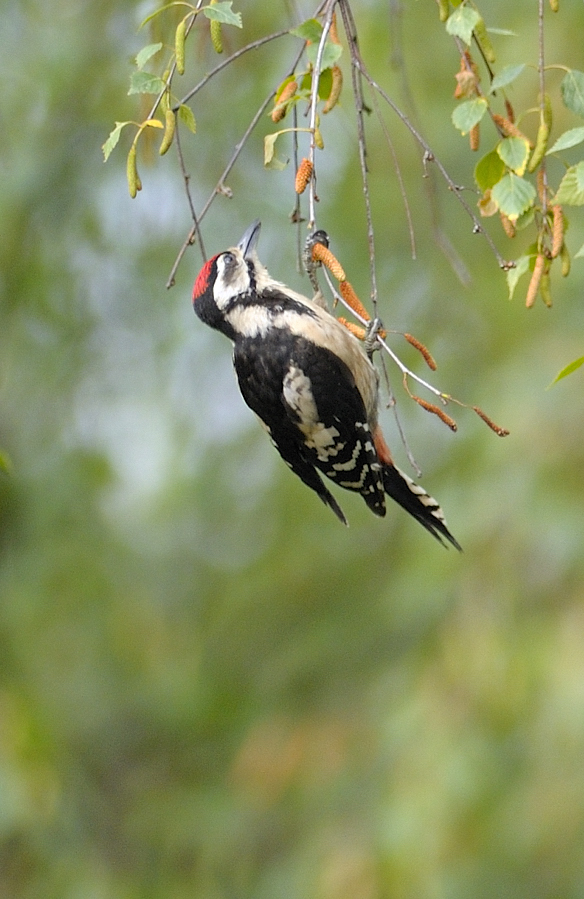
[[382, 464, 462, 550]]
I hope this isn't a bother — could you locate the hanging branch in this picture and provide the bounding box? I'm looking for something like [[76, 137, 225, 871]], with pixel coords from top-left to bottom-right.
[[307, 0, 335, 229], [349, 52, 511, 270], [338, 0, 379, 314]]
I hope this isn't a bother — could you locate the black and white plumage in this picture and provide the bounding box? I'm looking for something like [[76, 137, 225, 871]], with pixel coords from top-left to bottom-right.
[[192, 220, 461, 549]]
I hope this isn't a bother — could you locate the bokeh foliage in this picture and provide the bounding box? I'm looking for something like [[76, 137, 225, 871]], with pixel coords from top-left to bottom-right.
[[2, 1, 584, 897]]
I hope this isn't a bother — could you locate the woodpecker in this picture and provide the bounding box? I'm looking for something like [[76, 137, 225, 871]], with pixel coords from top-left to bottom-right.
[[192, 221, 461, 549]]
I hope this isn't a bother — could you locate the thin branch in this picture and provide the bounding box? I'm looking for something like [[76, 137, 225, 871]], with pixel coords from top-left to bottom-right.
[[176, 29, 291, 108], [166, 32, 310, 287], [307, 1, 335, 228], [353, 54, 511, 270], [166, 91, 274, 287], [537, 0, 548, 220], [369, 89, 417, 260], [145, 2, 204, 125], [320, 267, 447, 402], [174, 120, 206, 262], [338, 0, 379, 313]]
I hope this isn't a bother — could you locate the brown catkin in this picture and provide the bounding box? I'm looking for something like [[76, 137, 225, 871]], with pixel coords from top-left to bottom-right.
[[404, 333, 437, 370], [472, 406, 510, 436], [491, 113, 533, 146], [323, 65, 343, 114], [505, 98, 515, 124], [525, 254, 545, 308], [469, 123, 480, 151], [339, 280, 370, 321], [312, 243, 346, 281], [412, 396, 458, 431], [271, 80, 297, 123], [499, 212, 516, 239], [329, 11, 341, 44], [295, 157, 313, 194], [337, 318, 367, 340], [551, 205, 564, 258]]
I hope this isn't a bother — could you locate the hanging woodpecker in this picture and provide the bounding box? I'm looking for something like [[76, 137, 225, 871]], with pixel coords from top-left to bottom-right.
[[192, 220, 461, 549]]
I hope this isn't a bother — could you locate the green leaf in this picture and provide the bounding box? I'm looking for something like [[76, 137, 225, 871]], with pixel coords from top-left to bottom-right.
[[128, 71, 166, 95], [506, 254, 530, 299], [546, 126, 584, 155], [575, 241, 584, 259], [446, 6, 480, 45], [548, 355, 584, 386], [489, 64, 525, 94], [491, 173, 536, 221], [290, 19, 323, 42], [452, 97, 488, 135], [203, 2, 242, 28], [561, 70, 584, 118], [306, 40, 342, 70], [0, 449, 13, 475], [487, 28, 517, 36], [497, 136, 530, 176], [140, 2, 194, 29], [474, 149, 505, 192], [178, 104, 196, 133], [554, 161, 584, 205], [102, 121, 130, 161], [263, 132, 288, 170], [136, 42, 163, 70]]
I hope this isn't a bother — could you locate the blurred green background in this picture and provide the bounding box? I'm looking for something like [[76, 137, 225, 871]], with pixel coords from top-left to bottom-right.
[[2, 1, 584, 896]]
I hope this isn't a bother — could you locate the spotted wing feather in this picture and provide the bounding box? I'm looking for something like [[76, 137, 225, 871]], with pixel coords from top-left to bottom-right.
[[233, 330, 386, 521]]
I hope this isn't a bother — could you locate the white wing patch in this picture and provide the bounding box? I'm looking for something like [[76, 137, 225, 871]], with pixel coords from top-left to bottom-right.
[[283, 365, 345, 461]]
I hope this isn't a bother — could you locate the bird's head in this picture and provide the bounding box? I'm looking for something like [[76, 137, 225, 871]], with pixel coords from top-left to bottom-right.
[[192, 220, 263, 327]]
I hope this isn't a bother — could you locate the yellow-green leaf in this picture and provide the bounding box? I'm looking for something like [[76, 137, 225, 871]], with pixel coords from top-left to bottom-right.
[[452, 98, 488, 135], [128, 71, 166, 95], [497, 136, 530, 176], [561, 69, 584, 118], [474, 150, 505, 192], [506, 254, 530, 299], [446, 6, 480, 44], [203, 1, 242, 27], [491, 173, 536, 221], [547, 126, 584, 155], [489, 64, 525, 94], [136, 42, 163, 70], [178, 104, 196, 133], [554, 161, 584, 206], [548, 355, 584, 386], [102, 121, 130, 161], [264, 132, 288, 170]]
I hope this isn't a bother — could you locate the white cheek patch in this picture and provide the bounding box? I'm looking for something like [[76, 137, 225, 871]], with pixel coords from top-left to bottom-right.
[[283, 365, 345, 462], [213, 253, 251, 310]]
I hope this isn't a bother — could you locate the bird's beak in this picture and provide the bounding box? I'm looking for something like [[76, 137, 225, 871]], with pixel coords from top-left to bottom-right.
[[237, 220, 261, 259]]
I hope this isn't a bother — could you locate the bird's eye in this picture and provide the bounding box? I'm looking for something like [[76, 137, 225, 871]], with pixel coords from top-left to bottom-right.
[[222, 252, 235, 266]]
